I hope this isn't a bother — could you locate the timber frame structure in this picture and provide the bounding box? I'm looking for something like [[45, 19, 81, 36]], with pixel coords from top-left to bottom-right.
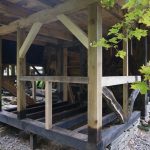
[[0, 0, 147, 150]]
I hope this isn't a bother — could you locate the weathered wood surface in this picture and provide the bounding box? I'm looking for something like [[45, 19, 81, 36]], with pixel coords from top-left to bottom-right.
[[45, 82, 52, 129], [0, 110, 87, 150], [57, 14, 88, 48], [19, 75, 141, 86], [123, 40, 129, 118], [0, 39, 2, 110], [2, 77, 34, 105], [88, 3, 103, 144], [0, 0, 97, 35], [19, 22, 42, 58]]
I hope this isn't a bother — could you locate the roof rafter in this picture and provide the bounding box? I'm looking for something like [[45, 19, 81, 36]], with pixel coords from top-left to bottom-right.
[[0, 0, 97, 35]]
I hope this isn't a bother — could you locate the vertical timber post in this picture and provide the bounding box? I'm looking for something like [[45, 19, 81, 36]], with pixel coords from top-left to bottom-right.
[[143, 37, 148, 119], [32, 81, 36, 102], [123, 40, 129, 119], [63, 48, 68, 101], [45, 81, 52, 129], [30, 133, 37, 150], [0, 38, 2, 111], [88, 3, 103, 149], [17, 28, 26, 119], [11, 65, 15, 76]]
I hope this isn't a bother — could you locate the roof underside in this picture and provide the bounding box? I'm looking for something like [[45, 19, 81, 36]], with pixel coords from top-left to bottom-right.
[[0, 0, 124, 46]]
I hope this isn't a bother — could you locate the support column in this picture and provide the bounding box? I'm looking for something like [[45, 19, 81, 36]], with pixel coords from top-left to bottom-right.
[[30, 133, 37, 150], [11, 65, 15, 76], [0, 38, 2, 111], [17, 28, 26, 119], [32, 81, 36, 102], [142, 37, 149, 119], [123, 41, 129, 119], [45, 81, 52, 129], [63, 48, 68, 101], [88, 3, 103, 145]]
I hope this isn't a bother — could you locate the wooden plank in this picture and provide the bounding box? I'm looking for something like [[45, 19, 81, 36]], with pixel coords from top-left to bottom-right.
[[19, 75, 141, 85], [0, 38, 2, 110], [45, 81, 52, 129], [17, 28, 26, 119], [74, 113, 117, 133], [32, 81, 36, 102], [55, 113, 87, 129], [19, 22, 42, 58], [11, 65, 15, 76], [102, 76, 141, 86], [0, 111, 87, 150], [63, 48, 68, 101], [57, 14, 88, 48], [19, 76, 88, 84], [0, 0, 97, 35], [88, 3, 102, 144], [123, 40, 129, 118], [102, 111, 140, 148], [36, 106, 87, 123]]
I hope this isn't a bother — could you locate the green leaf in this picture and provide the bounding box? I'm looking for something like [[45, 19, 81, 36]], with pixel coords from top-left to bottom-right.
[[100, 0, 116, 8], [91, 38, 111, 49], [129, 28, 148, 40], [131, 81, 149, 94], [140, 0, 149, 6], [139, 9, 150, 27], [122, 0, 136, 10], [115, 50, 126, 59], [139, 65, 150, 75], [109, 37, 118, 44], [108, 23, 123, 36]]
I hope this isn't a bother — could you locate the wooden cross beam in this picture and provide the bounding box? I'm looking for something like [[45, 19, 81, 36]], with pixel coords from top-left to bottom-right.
[[19, 22, 42, 58], [57, 14, 88, 48], [0, 0, 97, 35]]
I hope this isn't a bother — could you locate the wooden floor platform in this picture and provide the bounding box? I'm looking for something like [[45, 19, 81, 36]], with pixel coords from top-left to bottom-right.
[[0, 102, 141, 150]]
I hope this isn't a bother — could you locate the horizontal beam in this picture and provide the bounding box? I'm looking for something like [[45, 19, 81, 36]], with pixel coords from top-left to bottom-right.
[[19, 22, 42, 58], [57, 14, 88, 48], [74, 113, 117, 133], [102, 76, 141, 87], [0, 0, 96, 35], [0, 111, 87, 150], [102, 111, 140, 147], [19, 76, 141, 86], [19, 76, 88, 84]]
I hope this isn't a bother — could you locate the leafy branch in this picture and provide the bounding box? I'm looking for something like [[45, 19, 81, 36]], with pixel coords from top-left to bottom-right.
[[95, 0, 150, 94]]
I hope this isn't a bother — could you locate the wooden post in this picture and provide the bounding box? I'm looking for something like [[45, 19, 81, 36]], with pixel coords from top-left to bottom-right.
[[30, 133, 37, 150], [6, 65, 9, 76], [0, 38, 2, 111], [63, 48, 68, 101], [17, 28, 26, 119], [88, 3, 103, 145], [32, 81, 36, 102], [11, 65, 15, 76], [123, 40, 129, 119], [45, 81, 52, 129], [142, 37, 149, 119]]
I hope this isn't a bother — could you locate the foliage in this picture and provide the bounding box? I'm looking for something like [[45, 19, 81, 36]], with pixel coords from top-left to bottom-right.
[[131, 81, 149, 94], [95, 0, 150, 94], [96, 0, 150, 60]]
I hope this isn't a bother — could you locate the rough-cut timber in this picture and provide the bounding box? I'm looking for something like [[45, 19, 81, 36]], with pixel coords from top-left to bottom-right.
[[88, 3, 103, 144]]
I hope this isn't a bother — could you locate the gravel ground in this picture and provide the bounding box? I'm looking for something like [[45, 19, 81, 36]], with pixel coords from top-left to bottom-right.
[[0, 126, 75, 150], [0, 125, 150, 150], [128, 128, 150, 150]]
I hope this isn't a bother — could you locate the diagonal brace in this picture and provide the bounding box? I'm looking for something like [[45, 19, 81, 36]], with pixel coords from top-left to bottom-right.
[[19, 22, 42, 58], [57, 14, 88, 48]]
